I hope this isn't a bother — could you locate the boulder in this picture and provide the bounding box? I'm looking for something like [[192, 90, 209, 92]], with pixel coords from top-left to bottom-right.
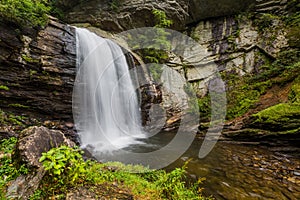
[[15, 126, 75, 168]]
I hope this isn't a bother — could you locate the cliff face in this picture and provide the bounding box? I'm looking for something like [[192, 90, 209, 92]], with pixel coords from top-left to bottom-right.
[[61, 0, 256, 32], [0, 17, 76, 120]]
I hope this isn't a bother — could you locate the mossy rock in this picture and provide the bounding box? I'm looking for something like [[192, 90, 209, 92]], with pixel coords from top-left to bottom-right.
[[251, 103, 300, 131]]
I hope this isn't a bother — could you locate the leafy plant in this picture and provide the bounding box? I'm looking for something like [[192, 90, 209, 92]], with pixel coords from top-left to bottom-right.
[[0, 0, 51, 27], [39, 145, 86, 184], [152, 9, 173, 28], [0, 137, 29, 197]]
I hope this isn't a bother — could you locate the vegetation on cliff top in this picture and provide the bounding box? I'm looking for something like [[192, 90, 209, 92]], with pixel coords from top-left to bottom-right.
[[0, 0, 64, 27]]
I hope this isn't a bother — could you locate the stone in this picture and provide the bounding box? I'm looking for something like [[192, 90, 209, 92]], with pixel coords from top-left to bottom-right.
[[0, 17, 76, 120], [15, 126, 75, 168], [6, 168, 46, 200], [62, 0, 256, 32]]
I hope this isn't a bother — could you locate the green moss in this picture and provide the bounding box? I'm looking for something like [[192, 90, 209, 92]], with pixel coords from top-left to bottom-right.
[[224, 72, 271, 120], [289, 78, 300, 103], [0, 109, 27, 126], [253, 103, 300, 123], [254, 13, 280, 32], [8, 103, 30, 109], [0, 85, 9, 91], [22, 54, 39, 63]]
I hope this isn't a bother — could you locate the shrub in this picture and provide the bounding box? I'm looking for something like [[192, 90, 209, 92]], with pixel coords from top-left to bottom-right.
[[39, 145, 86, 184], [0, 0, 51, 27]]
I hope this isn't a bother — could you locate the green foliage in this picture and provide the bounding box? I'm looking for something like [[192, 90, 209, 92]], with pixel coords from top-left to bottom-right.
[[252, 103, 300, 124], [145, 10, 173, 82], [110, 0, 121, 12], [254, 13, 280, 31], [128, 9, 173, 82], [0, 0, 52, 27], [21, 54, 39, 63], [0, 137, 29, 197], [0, 137, 17, 154], [252, 74, 300, 125], [85, 161, 208, 200], [154, 166, 205, 199], [29, 190, 44, 200], [198, 95, 211, 121], [0, 109, 27, 127], [224, 47, 300, 120], [0, 85, 9, 91], [36, 146, 209, 199], [39, 145, 86, 184], [152, 9, 173, 28], [8, 103, 30, 109], [289, 77, 300, 103]]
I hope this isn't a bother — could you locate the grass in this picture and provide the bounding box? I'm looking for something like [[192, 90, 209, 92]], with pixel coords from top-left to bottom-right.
[[0, 142, 213, 200], [36, 145, 210, 199]]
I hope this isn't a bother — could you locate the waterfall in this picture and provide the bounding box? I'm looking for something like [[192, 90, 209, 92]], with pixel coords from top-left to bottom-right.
[[73, 28, 144, 153]]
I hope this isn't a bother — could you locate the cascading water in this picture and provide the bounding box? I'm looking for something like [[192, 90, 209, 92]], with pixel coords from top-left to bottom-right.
[[73, 28, 144, 153]]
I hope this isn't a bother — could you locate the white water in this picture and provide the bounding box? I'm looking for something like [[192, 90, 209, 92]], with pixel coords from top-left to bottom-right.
[[73, 28, 144, 153]]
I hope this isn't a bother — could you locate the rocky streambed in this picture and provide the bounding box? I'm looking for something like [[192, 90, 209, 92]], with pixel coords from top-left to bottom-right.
[[166, 136, 300, 200]]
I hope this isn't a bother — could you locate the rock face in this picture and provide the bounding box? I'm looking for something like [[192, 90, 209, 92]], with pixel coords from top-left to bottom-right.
[[0, 17, 76, 120], [15, 126, 75, 168], [63, 0, 256, 32]]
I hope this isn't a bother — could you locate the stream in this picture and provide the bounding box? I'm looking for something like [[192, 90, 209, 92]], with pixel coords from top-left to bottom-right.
[[166, 137, 300, 200], [93, 131, 300, 200]]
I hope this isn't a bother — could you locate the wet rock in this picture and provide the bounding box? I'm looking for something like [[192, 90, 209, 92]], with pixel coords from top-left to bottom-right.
[[15, 126, 75, 168], [294, 171, 300, 176]]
